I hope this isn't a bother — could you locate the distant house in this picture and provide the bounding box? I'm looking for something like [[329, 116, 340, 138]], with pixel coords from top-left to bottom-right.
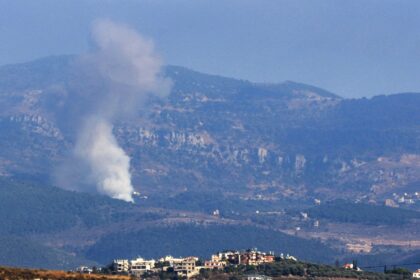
[[240, 249, 275, 265], [210, 249, 275, 266], [413, 269, 420, 278], [384, 199, 399, 208], [211, 250, 241, 265], [112, 259, 129, 272], [75, 266, 93, 274], [244, 274, 272, 280], [159, 256, 200, 278], [279, 253, 297, 261], [343, 263, 354, 270], [130, 257, 155, 276], [204, 260, 226, 269], [173, 257, 199, 278], [343, 263, 362, 271]]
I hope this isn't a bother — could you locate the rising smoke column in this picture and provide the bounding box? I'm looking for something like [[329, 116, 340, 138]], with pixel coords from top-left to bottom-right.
[[75, 118, 134, 202], [68, 20, 171, 202]]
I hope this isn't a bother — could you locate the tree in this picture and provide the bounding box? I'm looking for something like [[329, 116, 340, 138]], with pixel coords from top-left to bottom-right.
[[352, 259, 358, 270], [334, 259, 340, 268]]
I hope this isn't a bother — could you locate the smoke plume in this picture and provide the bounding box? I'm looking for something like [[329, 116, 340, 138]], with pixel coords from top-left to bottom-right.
[[58, 20, 171, 202], [75, 118, 134, 202]]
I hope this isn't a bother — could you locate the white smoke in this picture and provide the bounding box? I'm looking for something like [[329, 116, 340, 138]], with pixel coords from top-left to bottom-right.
[[89, 19, 170, 96], [75, 118, 134, 202], [59, 20, 171, 202]]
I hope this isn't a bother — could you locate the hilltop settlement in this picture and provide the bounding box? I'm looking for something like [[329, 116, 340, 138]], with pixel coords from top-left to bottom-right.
[[1, 248, 419, 280], [82, 249, 284, 279], [71, 248, 420, 280]]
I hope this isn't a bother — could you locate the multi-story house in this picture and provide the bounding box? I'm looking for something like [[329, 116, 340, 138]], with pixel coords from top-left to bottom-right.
[[112, 259, 129, 273], [130, 257, 156, 276]]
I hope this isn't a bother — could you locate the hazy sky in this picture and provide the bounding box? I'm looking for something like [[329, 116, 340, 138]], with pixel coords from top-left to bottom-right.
[[1, 0, 420, 98]]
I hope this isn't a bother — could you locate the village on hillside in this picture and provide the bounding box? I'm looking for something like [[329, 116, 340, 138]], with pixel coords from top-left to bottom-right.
[[76, 249, 296, 279], [73, 248, 420, 280]]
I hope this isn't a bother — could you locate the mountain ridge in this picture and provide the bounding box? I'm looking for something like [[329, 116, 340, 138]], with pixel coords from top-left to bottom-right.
[[1, 55, 419, 199], [0, 55, 419, 269]]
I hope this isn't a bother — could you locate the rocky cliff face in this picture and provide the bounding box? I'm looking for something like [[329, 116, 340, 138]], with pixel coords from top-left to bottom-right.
[[0, 56, 419, 205]]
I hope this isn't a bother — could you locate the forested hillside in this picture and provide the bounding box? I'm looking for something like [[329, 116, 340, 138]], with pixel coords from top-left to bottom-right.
[[0, 56, 419, 269]]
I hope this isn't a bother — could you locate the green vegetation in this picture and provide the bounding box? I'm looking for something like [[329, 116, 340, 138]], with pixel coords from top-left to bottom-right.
[[385, 267, 412, 277], [198, 260, 414, 280], [0, 178, 133, 235], [0, 179, 157, 269], [306, 200, 419, 225], [0, 266, 131, 280], [140, 190, 281, 214], [85, 224, 337, 264], [0, 236, 91, 270]]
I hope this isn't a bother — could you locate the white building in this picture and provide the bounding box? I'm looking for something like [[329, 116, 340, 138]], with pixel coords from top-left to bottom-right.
[[130, 257, 156, 276], [75, 266, 93, 274], [159, 256, 199, 278], [173, 257, 196, 276], [204, 260, 227, 269], [159, 255, 186, 266], [112, 259, 129, 272], [212, 250, 241, 264], [413, 269, 420, 278], [244, 274, 272, 280]]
